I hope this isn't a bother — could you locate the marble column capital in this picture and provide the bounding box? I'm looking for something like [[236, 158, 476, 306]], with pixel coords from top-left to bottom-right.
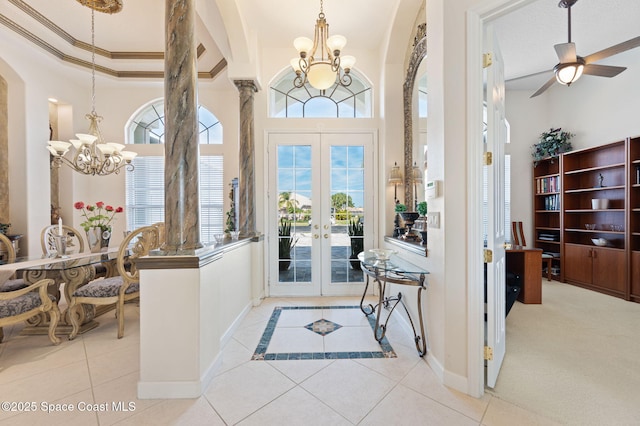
[[233, 80, 259, 93]]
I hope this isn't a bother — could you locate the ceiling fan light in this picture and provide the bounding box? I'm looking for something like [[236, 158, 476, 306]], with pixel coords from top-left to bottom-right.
[[555, 62, 584, 86]]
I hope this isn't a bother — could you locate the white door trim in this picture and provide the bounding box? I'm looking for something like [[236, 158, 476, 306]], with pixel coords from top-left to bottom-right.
[[466, 0, 538, 398]]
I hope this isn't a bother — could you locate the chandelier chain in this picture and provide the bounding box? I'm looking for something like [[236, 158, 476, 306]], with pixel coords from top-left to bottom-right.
[[90, 7, 96, 115]]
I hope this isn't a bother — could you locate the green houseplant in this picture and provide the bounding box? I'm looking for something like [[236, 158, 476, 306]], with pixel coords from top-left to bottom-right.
[[278, 218, 297, 271], [532, 128, 574, 166], [417, 201, 428, 217], [348, 216, 364, 269], [393, 203, 407, 237], [0, 223, 10, 235]]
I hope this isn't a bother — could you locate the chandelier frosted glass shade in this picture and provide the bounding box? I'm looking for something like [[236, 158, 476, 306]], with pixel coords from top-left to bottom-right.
[[307, 63, 337, 90], [290, 1, 355, 90]]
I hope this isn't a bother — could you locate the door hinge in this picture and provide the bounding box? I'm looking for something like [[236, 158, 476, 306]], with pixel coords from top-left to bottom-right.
[[483, 249, 493, 263], [483, 53, 493, 68], [483, 152, 493, 166], [484, 346, 493, 360]]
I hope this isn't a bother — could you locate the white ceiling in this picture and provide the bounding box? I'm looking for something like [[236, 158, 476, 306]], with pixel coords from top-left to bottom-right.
[[2, 0, 639, 91], [493, 0, 640, 90]]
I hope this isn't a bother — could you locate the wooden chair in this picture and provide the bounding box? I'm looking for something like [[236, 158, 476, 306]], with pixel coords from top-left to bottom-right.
[[41, 225, 85, 256], [67, 224, 162, 339], [0, 278, 61, 345], [511, 221, 552, 281], [0, 233, 27, 292]]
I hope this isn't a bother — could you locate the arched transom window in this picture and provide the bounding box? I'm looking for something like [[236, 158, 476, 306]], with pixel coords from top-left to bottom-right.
[[270, 70, 372, 118], [128, 99, 222, 144]]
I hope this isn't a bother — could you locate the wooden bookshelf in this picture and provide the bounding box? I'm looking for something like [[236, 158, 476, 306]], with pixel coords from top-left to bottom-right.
[[533, 157, 562, 280]]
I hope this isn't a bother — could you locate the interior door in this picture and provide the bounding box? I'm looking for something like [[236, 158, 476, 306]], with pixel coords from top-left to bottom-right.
[[268, 132, 373, 297], [484, 24, 507, 388]]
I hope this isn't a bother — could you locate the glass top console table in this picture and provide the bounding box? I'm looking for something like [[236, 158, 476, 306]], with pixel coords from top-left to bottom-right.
[[358, 250, 429, 356]]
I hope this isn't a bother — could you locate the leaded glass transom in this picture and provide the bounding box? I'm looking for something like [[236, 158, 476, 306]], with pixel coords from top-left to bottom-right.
[[270, 70, 372, 118], [127, 99, 222, 144]]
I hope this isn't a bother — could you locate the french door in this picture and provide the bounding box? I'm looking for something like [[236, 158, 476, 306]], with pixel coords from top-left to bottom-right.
[[268, 132, 374, 296]]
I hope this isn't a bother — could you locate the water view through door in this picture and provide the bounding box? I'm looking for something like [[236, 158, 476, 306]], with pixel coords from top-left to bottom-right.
[[268, 133, 373, 296]]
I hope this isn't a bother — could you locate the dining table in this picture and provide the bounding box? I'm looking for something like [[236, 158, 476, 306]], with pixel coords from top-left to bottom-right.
[[0, 249, 121, 336]]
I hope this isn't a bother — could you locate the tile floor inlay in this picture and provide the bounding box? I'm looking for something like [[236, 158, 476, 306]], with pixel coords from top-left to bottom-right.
[[252, 305, 397, 361], [305, 319, 342, 336]]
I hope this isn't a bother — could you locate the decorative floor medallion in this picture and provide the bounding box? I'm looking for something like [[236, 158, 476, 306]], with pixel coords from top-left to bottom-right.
[[305, 319, 342, 336], [252, 305, 397, 361]]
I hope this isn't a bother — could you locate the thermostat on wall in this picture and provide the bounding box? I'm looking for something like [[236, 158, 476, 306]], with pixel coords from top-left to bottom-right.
[[426, 180, 439, 199]]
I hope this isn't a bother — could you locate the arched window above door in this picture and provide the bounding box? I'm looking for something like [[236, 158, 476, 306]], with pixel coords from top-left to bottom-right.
[[269, 69, 372, 118]]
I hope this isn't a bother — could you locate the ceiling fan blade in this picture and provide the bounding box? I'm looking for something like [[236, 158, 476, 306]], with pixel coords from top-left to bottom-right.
[[583, 63, 627, 78], [584, 36, 640, 64], [530, 75, 557, 98], [555, 42, 577, 63]]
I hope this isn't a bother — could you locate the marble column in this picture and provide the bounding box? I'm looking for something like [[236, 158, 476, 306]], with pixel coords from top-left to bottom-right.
[[162, 0, 202, 253], [234, 80, 258, 238], [0, 75, 9, 225]]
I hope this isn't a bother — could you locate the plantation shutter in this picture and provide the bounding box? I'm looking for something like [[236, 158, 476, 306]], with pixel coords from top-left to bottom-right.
[[125, 156, 224, 244]]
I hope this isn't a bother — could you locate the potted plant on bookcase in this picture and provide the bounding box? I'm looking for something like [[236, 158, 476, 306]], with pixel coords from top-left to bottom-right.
[[531, 127, 574, 166]]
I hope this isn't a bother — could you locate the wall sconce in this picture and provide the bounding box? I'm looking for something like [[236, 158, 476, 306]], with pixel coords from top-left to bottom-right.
[[388, 162, 403, 204], [411, 162, 423, 210]]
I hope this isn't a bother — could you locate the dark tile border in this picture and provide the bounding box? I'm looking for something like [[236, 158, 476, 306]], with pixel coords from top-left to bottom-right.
[[251, 305, 397, 360]]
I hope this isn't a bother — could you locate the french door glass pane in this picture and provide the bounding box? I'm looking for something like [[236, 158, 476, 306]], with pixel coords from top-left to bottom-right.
[[278, 145, 312, 283], [330, 145, 364, 284]]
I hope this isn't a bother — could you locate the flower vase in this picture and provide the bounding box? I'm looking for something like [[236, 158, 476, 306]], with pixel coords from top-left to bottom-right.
[[87, 227, 111, 253]]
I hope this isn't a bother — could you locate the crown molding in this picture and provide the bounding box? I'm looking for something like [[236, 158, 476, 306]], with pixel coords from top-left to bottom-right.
[[2, 0, 225, 79]]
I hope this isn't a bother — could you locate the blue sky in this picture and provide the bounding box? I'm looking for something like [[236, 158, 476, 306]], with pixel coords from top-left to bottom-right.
[[278, 145, 365, 208]]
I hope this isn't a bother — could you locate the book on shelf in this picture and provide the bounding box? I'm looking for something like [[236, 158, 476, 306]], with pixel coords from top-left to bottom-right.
[[536, 176, 559, 194]]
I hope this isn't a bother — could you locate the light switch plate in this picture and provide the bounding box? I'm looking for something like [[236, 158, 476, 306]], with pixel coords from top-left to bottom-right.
[[427, 212, 440, 229]]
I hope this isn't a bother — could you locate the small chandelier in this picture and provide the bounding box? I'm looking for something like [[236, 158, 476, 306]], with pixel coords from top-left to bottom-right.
[[290, 0, 356, 90], [48, 2, 136, 176]]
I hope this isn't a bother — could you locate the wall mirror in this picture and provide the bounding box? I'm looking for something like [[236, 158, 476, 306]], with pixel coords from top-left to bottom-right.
[[403, 24, 427, 210]]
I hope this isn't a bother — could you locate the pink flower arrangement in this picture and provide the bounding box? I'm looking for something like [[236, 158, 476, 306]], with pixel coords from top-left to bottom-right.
[[74, 201, 124, 232]]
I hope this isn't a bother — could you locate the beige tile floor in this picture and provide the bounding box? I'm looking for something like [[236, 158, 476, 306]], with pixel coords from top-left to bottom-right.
[[0, 296, 558, 425]]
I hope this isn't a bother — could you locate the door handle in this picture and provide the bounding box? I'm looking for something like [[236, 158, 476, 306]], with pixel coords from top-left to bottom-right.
[[314, 224, 319, 229], [324, 234, 329, 239], [313, 234, 319, 239], [324, 224, 329, 230]]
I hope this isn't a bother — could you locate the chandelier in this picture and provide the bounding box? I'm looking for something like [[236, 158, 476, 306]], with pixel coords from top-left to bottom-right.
[[48, 2, 136, 176], [290, 0, 356, 90]]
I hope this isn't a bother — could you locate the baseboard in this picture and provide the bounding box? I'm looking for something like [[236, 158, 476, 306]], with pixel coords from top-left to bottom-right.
[[138, 348, 223, 399], [443, 368, 469, 394], [220, 301, 253, 348]]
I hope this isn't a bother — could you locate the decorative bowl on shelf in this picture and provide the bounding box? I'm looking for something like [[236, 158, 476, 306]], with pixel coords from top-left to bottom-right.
[[591, 238, 607, 247], [584, 224, 597, 230], [591, 199, 609, 209], [369, 248, 396, 261]]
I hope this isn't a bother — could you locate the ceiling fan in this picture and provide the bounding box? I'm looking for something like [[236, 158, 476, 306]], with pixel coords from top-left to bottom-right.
[[530, 0, 640, 98]]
